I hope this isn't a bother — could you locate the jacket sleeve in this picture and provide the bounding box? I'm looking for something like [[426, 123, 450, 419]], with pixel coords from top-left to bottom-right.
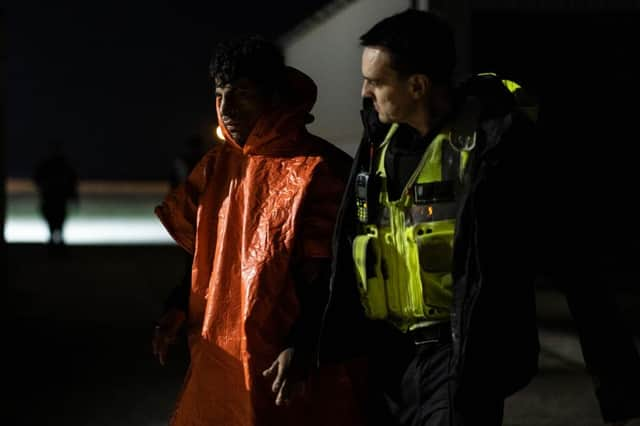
[[318, 148, 375, 365], [286, 151, 352, 358], [297, 156, 351, 259]]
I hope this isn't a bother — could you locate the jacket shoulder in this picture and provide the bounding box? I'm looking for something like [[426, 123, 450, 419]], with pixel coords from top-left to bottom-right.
[[457, 73, 517, 120], [300, 131, 353, 177]]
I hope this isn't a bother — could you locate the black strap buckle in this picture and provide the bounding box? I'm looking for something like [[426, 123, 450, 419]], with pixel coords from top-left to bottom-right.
[[408, 322, 451, 345]]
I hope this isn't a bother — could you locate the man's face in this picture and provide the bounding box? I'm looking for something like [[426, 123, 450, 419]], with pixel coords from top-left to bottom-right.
[[361, 46, 414, 124], [215, 78, 269, 145]]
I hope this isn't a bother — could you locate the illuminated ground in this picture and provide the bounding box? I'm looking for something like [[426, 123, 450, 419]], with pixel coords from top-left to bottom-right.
[[5, 186, 173, 245]]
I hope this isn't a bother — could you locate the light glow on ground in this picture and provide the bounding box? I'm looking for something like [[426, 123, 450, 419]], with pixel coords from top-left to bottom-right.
[[5, 181, 175, 245], [5, 217, 173, 245]]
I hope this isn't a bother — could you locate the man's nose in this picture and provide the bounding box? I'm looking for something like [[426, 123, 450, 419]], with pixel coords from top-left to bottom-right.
[[361, 80, 371, 98], [219, 94, 233, 117]]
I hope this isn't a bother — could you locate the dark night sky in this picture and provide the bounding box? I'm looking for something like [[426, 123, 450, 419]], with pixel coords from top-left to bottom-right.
[[6, 1, 332, 180]]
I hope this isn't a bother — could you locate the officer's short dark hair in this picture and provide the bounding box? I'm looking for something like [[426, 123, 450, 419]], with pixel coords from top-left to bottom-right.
[[360, 9, 456, 84], [209, 34, 285, 97]]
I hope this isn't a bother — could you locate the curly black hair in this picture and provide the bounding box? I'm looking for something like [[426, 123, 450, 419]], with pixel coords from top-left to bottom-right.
[[360, 9, 456, 85], [209, 34, 285, 97]]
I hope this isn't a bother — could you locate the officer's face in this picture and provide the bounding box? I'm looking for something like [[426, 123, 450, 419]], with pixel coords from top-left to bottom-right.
[[361, 46, 414, 124], [215, 78, 269, 146]]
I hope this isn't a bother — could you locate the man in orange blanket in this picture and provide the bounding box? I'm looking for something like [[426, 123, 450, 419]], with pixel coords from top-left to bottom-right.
[[152, 35, 362, 426]]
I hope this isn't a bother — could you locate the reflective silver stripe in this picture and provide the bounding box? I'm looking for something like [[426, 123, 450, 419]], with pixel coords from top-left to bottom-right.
[[408, 202, 457, 224], [378, 201, 457, 226], [413, 181, 455, 204]]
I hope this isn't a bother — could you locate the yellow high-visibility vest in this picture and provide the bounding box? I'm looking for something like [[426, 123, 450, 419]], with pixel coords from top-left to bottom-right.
[[353, 121, 472, 331], [352, 75, 532, 331]]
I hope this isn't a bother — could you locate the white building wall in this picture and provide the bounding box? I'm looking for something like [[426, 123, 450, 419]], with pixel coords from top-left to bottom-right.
[[282, 0, 412, 157], [282, 0, 636, 157]]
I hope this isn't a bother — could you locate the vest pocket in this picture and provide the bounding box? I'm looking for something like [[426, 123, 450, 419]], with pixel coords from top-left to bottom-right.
[[416, 232, 453, 272], [380, 226, 423, 320], [410, 222, 455, 317], [352, 231, 388, 319]]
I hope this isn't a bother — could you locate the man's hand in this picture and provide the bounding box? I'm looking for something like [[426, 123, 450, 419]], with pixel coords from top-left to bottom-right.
[[262, 347, 307, 406], [152, 308, 186, 366]]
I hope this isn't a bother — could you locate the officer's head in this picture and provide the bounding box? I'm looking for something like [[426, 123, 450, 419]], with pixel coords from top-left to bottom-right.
[[360, 9, 456, 130], [209, 35, 285, 145]]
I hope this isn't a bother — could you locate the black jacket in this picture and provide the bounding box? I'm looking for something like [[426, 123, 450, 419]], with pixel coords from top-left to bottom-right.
[[318, 74, 540, 400]]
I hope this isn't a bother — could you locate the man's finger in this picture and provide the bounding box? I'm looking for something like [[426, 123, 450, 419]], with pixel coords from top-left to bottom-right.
[[159, 348, 166, 366], [152, 337, 163, 358], [275, 379, 290, 406], [262, 359, 278, 378], [152, 326, 164, 354], [157, 341, 168, 366], [271, 356, 289, 393]]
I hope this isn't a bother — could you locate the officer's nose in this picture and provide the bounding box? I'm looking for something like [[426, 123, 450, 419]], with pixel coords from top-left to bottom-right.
[[361, 80, 371, 98]]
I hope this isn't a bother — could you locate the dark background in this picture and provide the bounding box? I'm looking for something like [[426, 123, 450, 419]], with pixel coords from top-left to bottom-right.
[[472, 12, 640, 213], [6, 4, 640, 184], [3, 3, 640, 425], [5, 1, 332, 180]]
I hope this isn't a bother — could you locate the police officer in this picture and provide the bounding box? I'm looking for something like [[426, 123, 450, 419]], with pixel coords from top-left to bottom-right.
[[316, 10, 539, 426]]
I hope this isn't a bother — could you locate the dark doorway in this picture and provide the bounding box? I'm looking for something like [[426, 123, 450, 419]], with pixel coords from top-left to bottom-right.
[[471, 10, 640, 274]]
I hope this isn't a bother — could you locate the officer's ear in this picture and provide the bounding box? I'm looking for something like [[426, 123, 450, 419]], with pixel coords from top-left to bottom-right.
[[408, 74, 431, 100]]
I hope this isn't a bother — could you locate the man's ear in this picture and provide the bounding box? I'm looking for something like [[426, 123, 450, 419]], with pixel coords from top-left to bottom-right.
[[408, 74, 431, 100]]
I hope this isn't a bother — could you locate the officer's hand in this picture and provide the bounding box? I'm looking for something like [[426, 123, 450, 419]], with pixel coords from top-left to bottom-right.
[[262, 347, 307, 406], [152, 308, 186, 366]]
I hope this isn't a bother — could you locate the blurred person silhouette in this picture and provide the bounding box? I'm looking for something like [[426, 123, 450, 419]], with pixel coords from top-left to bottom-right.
[[33, 140, 78, 247], [152, 35, 363, 426]]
